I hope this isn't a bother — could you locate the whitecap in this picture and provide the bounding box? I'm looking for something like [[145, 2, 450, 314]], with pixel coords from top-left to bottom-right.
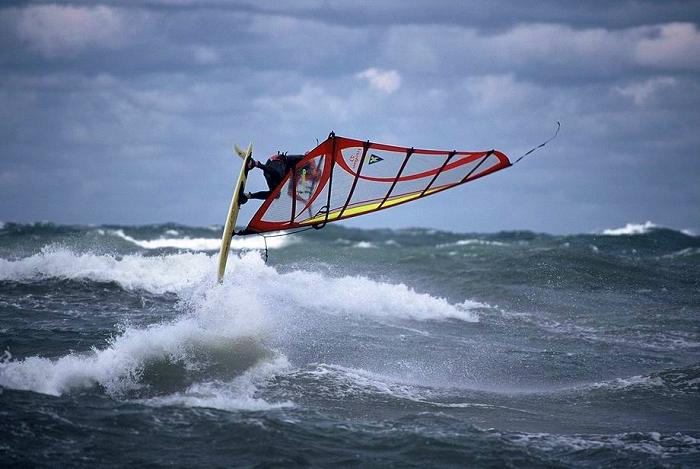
[[0, 314, 270, 397], [268, 269, 479, 323], [503, 430, 700, 457], [140, 355, 293, 411], [296, 363, 426, 401], [0, 262, 272, 397], [0, 246, 215, 293], [661, 247, 700, 259], [0, 248, 477, 325], [590, 374, 665, 391], [108, 229, 289, 251], [436, 239, 507, 248], [601, 221, 657, 235], [353, 241, 377, 249]]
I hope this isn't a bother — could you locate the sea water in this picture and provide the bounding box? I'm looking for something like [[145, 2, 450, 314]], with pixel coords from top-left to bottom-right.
[[1, 222, 698, 467]]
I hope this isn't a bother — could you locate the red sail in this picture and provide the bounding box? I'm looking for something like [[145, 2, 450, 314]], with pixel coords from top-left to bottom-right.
[[243, 134, 510, 234]]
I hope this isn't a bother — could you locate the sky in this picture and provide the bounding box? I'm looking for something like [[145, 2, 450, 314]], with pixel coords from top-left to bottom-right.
[[0, 0, 698, 234]]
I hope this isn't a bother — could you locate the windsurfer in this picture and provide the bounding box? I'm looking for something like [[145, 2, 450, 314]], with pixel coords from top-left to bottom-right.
[[240, 152, 319, 204]]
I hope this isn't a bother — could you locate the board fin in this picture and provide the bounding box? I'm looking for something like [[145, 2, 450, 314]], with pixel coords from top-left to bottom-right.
[[234, 143, 251, 159]]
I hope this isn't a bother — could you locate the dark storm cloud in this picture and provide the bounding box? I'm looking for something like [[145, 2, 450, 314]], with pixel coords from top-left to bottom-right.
[[16, 0, 698, 29], [0, 1, 698, 233]]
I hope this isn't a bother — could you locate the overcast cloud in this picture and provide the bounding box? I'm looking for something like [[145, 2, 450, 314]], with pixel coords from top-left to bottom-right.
[[1, 0, 698, 233]]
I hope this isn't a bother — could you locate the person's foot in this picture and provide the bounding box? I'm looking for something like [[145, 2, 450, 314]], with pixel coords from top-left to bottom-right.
[[238, 192, 248, 205], [246, 158, 257, 170]]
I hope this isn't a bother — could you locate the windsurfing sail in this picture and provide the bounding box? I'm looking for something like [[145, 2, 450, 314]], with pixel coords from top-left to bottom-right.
[[239, 133, 511, 235]]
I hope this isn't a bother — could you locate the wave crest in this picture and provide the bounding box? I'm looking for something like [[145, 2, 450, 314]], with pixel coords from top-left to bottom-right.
[[602, 221, 657, 236], [0, 248, 478, 323], [0, 245, 214, 293], [105, 229, 289, 251]]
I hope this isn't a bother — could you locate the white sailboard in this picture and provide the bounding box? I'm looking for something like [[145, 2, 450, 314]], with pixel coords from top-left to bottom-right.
[[217, 142, 253, 283]]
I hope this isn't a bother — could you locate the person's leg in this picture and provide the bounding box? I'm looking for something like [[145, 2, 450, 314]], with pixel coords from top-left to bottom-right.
[[238, 189, 270, 205], [239, 161, 283, 205], [248, 190, 272, 200]]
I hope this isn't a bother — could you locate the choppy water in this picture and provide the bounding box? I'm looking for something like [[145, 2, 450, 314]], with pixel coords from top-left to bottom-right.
[[1, 221, 698, 467]]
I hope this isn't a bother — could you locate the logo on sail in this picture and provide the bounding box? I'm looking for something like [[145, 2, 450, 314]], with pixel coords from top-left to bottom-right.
[[368, 154, 384, 165]]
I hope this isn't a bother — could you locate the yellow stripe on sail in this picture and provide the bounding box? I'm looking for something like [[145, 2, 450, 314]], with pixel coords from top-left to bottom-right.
[[299, 187, 443, 226]]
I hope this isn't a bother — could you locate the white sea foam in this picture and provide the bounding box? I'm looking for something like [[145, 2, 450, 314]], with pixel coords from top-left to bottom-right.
[[661, 247, 700, 259], [590, 374, 665, 391], [0, 248, 478, 322], [353, 241, 377, 248], [296, 363, 526, 412], [601, 221, 657, 235], [108, 229, 288, 251], [141, 355, 293, 411], [0, 248, 481, 399], [298, 363, 427, 401], [456, 239, 506, 246], [310, 364, 426, 401], [0, 246, 214, 293], [0, 261, 273, 399], [267, 269, 479, 323], [0, 304, 270, 397], [504, 430, 700, 457], [460, 299, 492, 310], [0, 247, 480, 322], [436, 239, 507, 248]]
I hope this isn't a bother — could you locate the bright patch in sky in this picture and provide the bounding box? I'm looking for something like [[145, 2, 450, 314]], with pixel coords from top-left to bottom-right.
[[17, 5, 125, 56], [356, 68, 402, 94]]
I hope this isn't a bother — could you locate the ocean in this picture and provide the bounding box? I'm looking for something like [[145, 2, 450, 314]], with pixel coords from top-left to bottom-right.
[[0, 221, 698, 467]]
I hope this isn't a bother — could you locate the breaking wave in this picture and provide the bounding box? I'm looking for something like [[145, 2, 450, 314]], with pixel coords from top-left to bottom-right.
[[601, 221, 657, 236], [139, 355, 293, 412], [587, 364, 700, 395], [106, 229, 289, 251], [0, 248, 479, 322], [0, 248, 481, 400], [0, 246, 214, 293], [0, 265, 275, 402], [436, 239, 508, 248]]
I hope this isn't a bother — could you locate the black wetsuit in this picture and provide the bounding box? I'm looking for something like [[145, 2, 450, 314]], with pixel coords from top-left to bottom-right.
[[248, 154, 305, 200]]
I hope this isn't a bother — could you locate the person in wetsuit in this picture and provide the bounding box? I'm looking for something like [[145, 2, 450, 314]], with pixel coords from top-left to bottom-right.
[[239, 152, 306, 204]]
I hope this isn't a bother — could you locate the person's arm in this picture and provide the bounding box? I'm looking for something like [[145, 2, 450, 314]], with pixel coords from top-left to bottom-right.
[[256, 160, 276, 179]]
